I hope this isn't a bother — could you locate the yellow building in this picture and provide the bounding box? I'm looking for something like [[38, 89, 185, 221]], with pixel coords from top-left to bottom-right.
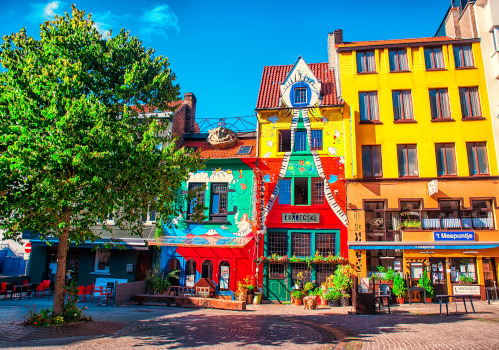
[[329, 29, 499, 300]]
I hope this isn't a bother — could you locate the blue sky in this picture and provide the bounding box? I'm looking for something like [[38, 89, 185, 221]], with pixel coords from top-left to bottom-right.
[[0, 1, 450, 126]]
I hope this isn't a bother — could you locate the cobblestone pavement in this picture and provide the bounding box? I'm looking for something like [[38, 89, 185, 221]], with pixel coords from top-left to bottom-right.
[[0, 297, 498, 349]]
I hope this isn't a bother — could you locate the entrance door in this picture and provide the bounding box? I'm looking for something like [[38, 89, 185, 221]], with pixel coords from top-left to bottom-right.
[[265, 263, 288, 301], [483, 258, 497, 287], [429, 258, 447, 296]]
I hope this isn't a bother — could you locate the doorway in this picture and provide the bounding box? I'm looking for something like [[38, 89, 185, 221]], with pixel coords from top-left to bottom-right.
[[483, 258, 497, 287], [265, 263, 289, 301]]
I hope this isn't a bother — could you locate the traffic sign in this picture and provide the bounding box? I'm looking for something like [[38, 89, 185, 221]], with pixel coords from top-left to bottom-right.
[[24, 242, 31, 254]]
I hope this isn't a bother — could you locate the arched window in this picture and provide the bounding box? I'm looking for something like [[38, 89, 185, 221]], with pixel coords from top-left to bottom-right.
[[202, 259, 213, 280], [168, 258, 180, 286], [185, 259, 196, 287], [219, 261, 230, 291]]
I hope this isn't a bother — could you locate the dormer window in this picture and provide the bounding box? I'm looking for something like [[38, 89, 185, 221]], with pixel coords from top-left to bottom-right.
[[294, 87, 307, 104], [290, 82, 310, 107]]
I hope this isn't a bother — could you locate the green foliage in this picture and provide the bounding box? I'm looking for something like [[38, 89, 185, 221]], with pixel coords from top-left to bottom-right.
[[304, 282, 314, 292], [146, 263, 179, 294], [323, 287, 341, 301], [374, 266, 396, 282], [333, 264, 354, 298], [392, 274, 407, 298], [24, 279, 91, 326], [400, 220, 421, 229], [418, 273, 434, 298], [310, 288, 321, 296], [0, 5, 204, 313], [459, 274, 474, 283], [292, 290, 306, 300]]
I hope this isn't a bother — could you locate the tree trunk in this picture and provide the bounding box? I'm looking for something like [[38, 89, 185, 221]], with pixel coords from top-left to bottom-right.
[[52, 228, 69, 315]]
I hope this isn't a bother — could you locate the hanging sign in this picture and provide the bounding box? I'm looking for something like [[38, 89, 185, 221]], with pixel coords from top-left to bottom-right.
[[428, 180, 438, 196], [434, 231, 475, 241], [282, 213, 320, 223]]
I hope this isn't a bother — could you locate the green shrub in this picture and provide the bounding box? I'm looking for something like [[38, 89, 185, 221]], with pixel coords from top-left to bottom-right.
[[323, 287, 341, 301], [304, 282, 314, 292], [392, 274, 407, 298], [418, 273, 434, 298]]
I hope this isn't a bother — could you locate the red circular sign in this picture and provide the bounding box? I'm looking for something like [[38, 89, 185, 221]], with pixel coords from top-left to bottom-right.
[[24, 242, 31, 254]]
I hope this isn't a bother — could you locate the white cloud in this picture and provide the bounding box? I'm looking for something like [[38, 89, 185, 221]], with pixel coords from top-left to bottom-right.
[[139, 4, 179, 38], [27, 1, 63, 22], [91, 11, 121, 37]]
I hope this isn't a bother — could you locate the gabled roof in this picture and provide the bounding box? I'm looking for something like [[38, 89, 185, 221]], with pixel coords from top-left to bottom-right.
[[256, 62, 340, 110], [337, 36, 466, 50], [183, 134, 257, 160], [129, 100, 184, 114]]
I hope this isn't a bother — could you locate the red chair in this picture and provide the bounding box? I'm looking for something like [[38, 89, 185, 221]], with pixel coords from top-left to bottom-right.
[[0, 282, 7, 299], [21, 280, 29, 285], [83, 284, 94, 302], [77, 286, 85, 301]]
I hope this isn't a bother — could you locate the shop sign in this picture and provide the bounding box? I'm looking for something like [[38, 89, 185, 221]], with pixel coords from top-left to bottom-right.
[[453, 285, 481, 296], [282, 213, 320, 223], [434, 231, 475, 241], [428, 180, 438, 196]]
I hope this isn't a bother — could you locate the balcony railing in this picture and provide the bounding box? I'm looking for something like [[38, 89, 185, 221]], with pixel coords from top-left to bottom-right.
[[421, 217, 494, 230]]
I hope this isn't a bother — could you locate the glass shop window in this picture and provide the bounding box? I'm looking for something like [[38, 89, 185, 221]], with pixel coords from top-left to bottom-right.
[[366, 249, 403, 275], [269, 263, 285, 279], [267, 232, 288, 256], [450, 257, 477, 283], [291, 232, 311, 257]]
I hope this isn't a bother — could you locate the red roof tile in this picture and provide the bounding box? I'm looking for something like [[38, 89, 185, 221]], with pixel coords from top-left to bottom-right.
[[183, 138, 257, 159], [130, 100, 183, 114], [256, 63, 340, 110], [338, 36, 456, 48]]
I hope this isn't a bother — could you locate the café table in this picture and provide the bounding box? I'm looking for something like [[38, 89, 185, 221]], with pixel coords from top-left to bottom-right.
[[436, 294, 476, 315]]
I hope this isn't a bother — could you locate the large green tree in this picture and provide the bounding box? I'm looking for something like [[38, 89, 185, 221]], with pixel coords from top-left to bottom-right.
[[0, 6, 203, 314]]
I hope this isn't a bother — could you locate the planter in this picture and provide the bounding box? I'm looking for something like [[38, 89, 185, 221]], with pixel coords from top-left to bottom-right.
[[247, 293, 254, 304], [320, 297, 328, 306], [396, 297, 405, 304], [425, 297, 433, 303], [340, 296, 350, 307], [253, 293, 262, 305], [294, 298, 303, 306], [327, 299, 339, 307]]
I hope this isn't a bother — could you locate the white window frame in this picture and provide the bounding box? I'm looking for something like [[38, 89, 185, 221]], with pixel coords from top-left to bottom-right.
[[493, 27, 499, 52], [93, 248, 111, 274], [142, 209, 157, 226]]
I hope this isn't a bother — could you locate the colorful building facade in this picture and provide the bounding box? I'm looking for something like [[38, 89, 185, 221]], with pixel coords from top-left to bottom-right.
[[329, 30, 499, 299], [152, 132, 258, 296], [255, 57, 348, 301]]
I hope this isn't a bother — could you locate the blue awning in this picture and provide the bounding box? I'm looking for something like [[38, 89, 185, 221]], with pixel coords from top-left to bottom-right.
[[348, 242, 499, 250], [148, 236, 253, 248]]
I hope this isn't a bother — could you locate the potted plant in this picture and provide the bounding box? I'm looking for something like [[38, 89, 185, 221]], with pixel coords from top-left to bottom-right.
[[304, 282, 314, 294], [392, 274, 407, 304], [292, 290, 305, 306], [333, 264, 353, 307], [459, 275, 474, 284], [418, 273, 434, 303], [146, 263, 179, 295], [323, 287, 341, 307]]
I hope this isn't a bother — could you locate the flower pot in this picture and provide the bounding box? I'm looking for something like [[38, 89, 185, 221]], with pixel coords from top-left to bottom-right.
[[294, 298, 302, 306], [320, 297, 328, 306], [327, 299, 339, 307], [396, 297, 405, 304], [247, 293, 254, 304], [253, 293, 262, 305], [425, 297, 433, 303], [340, 297, 349, 307]]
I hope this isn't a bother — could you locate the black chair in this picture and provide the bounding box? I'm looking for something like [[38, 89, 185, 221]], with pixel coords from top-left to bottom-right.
[[27, 283, 38, 299], [376, 283, 392, 313], [406, 273, 426, 304], [5, 284, 15, 300]]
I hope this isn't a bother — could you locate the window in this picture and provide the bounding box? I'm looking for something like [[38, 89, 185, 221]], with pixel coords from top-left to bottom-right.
[[467, 142, 489, 175], [357, 51, 376, 73], [362, 145, 382, 178], [294, 131, 307, 152], [291, 232, 311, 256], [142, 208, 156, 225], [279, 130, 291, 152], [453, 45, 474, 68], [291, 263, 311, 284], [397, 144, 419, 177], [219, 261, 230, 291], [365, 201, 385, 241], [400, 201, 421, 230], [310, 130, 323, 150], [94, 248, 111, 273], [429, 89, 451, 120], [392, 90, 414, 120], [389, 49, 409, 71], [316, 264, 336, 286], [311, 178, 324, 204], [450, 258, 477, 283], [168, 258, 180, 286], [294, 87, 307, 104], [278, 179, 291, 205], [294, 178, 308, 205], [459, 87, 481, 118], [185, 259, 196, 286], [316, 233, 335, 256], [188, 183, 206, 215], [359, 92, 379, 121], [435, 143, 457, 176], [201, 260, 213, 279], [366, 250, 403, 274], [267, 232, 288, 256], [210, 183, 228, 219], [470, 200, 494, 229], [424, 47, 445, 69], [269, 263, 285, 279], [237, 145, 252, 155]]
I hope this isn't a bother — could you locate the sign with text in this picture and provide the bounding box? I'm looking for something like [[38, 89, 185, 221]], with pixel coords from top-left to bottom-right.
[[428, 180, 438, 196], [453, 285, 481, 296], [282, 213, 320, 224], [434, 231, 475, 241]]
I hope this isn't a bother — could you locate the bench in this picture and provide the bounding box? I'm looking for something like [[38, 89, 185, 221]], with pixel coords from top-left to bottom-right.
[[134, 294, 246, 311]]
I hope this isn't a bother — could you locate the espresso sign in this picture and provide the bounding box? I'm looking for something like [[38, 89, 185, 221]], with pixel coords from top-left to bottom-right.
[[282, 213, 320, 223]]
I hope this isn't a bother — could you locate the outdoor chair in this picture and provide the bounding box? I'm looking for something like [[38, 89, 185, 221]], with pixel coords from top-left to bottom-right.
[[78, 286, 86, 301], [406, 273, 426, 304], [376, 283, 392, 313], [5, 284, 15, 300], [0, 282, 7, 299], [27, 283, 38, 299], [83, 284, 94, 301]]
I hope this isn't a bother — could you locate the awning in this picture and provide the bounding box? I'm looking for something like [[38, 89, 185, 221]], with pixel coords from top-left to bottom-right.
[[148, 236, 253, 248], [348, 241, 499, 250]]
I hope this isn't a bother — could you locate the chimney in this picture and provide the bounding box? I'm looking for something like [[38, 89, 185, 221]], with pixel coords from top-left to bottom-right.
[[183, 92, 197, 133], [327, 29, 343, 70]]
